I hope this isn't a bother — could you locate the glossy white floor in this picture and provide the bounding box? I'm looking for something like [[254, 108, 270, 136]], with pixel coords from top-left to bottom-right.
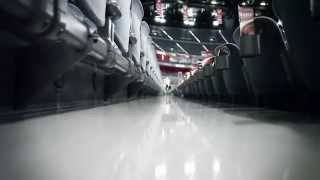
[[0, 96, 319, 180]]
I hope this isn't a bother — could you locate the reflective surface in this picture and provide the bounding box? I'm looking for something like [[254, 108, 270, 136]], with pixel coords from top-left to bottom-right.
[[0, 96, 320, 180]]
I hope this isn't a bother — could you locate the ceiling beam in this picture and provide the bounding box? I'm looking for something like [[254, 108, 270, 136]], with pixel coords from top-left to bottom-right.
[[160, 28, 190, 55], [218, 30, 229, 43], [151, 36, 221, 46], [152, 41, 166, 52], [188, 30, 210, 52]]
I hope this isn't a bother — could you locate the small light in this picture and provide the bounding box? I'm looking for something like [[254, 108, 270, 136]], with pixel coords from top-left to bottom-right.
[[212, 158, 221, 177], [154, 16, 166, 24], [213, 159, 221, 173], [155, 163, 167, 179], [213, 20, 220, 27], [161, 128, 166, 140], [241, 2, 247, 6], [184, 161, 196, 177], [174, 64, 183, 68], [188, 8, 196, 17], [211, 0, 218, 5], [184, 18, 196, 26], [260, 1, 267, 6]]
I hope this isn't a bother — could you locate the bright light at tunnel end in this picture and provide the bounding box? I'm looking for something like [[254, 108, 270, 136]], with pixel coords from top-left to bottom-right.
[[155, 163, 167, 179], [184, 160, 196, 177]]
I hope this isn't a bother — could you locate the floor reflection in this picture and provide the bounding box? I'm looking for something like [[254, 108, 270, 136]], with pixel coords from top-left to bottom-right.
[[0, 96, 319, 180]]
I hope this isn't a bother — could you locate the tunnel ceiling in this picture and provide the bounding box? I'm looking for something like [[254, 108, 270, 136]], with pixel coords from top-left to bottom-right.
[[142, 0, 273, 82], [150, 26, 224, 56], [142, 0, 272, 57], [142, 0, 236, 30]]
